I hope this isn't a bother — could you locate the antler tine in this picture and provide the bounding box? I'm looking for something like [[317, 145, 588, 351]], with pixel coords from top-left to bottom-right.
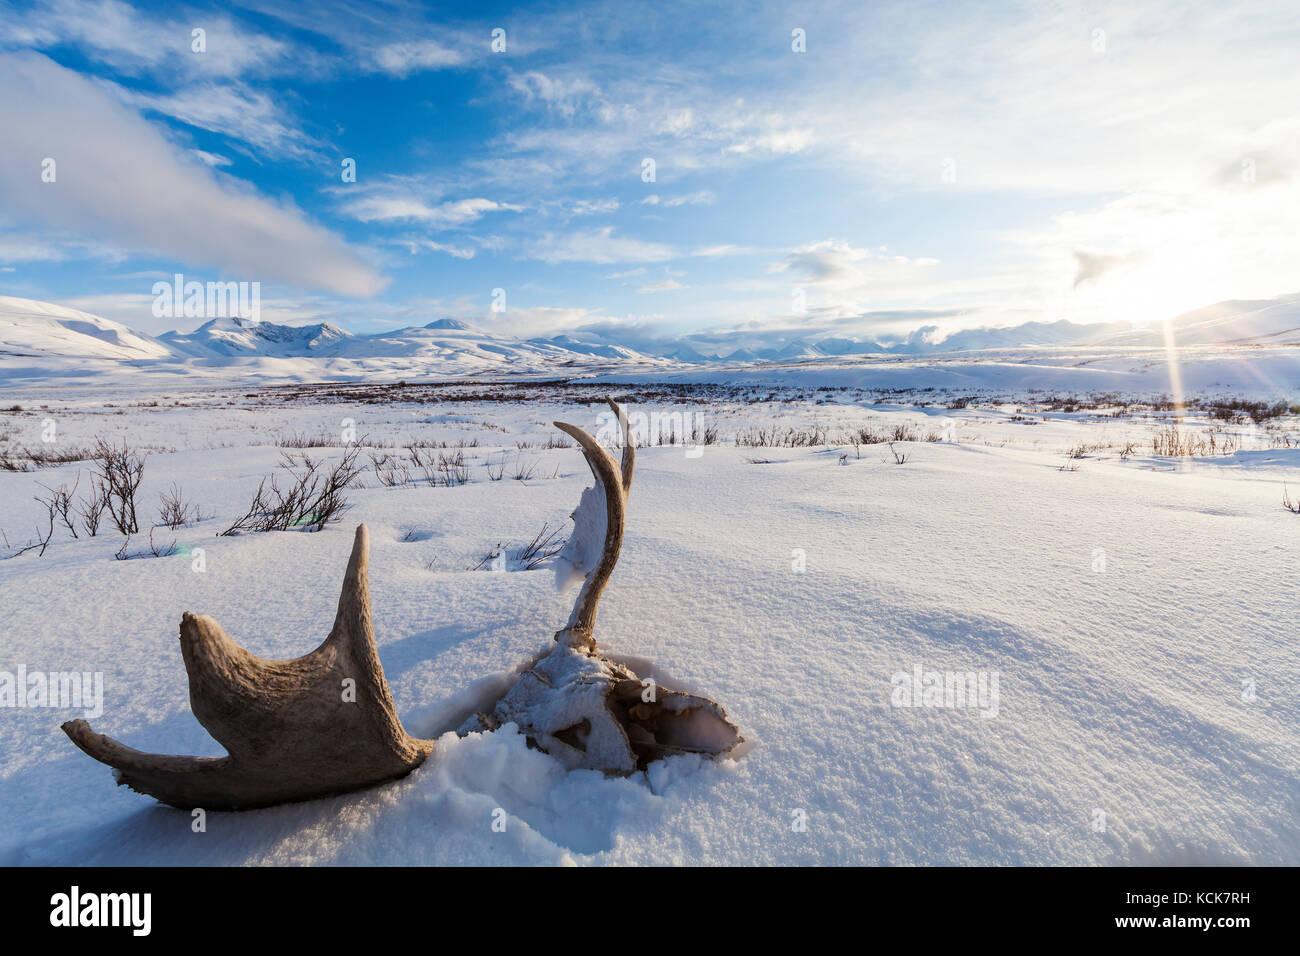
[[607, 395, 634, 492], [553, 415, 629, 648]]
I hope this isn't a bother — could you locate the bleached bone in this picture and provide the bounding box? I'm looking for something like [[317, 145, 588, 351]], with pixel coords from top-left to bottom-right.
[[64, 398, 739, 808], [461, 398, 742, 773], [62, 525, 434, 810]]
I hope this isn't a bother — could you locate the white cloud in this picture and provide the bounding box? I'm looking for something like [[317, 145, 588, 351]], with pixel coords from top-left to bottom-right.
[[369, 40, 465, 77], [392, 238, 477, 260], [0, 53, 385, 296], [0, 230, 110, 264], [507, 71, 599, 116], [769, 239, 939, 289], [1072, 250, 1145, 289], [657, 108, 695, 136], [110, 81, 324, 162], [341, 193, 521, 227], [809, 1, 1300, 196], [569, 198, 620, 216], [723, 127, 814, 156], [1, 0, 297, 79], [1004, 166, 1300, 327], [525, 226, 675, 264], [191, 149, 232, 167], [663, 190, 716, 207], [692, 244, 758, 257], [637, 279, 686, 293]]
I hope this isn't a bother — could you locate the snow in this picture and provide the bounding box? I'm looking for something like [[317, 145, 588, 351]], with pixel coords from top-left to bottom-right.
[[1, 382, 1297, 865], [1101, 293, 1300, 347], [0, 296, 674, 386], [0, 295, 172, 361], [554, 477, 608, 595], [5, 295, 1300, 399]]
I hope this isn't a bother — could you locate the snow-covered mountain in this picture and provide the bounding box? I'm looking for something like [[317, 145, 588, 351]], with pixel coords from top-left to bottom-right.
[[160, 316, 353, 357], [0, 296, 671, 384], [1098, 294, 1300, 347], [924, 319, 1131, 351], [526, 335, 645, 361], [0, 295, 173, 361], [664, 343, 714, 364], [764, 339, 828, 361], [3, 291, 1300, 387]]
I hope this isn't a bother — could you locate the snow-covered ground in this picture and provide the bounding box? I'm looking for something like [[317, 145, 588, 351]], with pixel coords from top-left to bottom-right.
[[1, 381, 1297, 865]]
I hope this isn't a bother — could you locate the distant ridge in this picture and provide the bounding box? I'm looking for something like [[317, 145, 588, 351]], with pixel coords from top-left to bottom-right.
[[160, 316, 352, 357], [3, 292, 1299, 385]]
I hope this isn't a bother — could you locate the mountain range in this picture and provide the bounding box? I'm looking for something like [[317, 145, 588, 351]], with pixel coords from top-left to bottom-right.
[[2, 292, 1299, 382]]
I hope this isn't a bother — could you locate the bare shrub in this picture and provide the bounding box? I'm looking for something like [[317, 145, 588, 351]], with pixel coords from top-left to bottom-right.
[[370, 452, 411, 487], [36, 475, 81, 539], [850, 426, 890, 445], [220, 448, 364, 536], [92, 439, 146, 534], [158, 482, 202, 530], [471, 543, 505, 570], [3, 507, 56, 558], [115, 528, 178, 560], [406, 445, 435, 485], [437, 450, 469, 486], [0, 447, 26, 472], [736, 425, 829, 447], [1064, 442, 1106, 459], [510, 454, 537, 481], [515, 522, 566, 570], [689, 421, 719, 446], [1152, 425, 1209, 457], [0, 444, 95, 471], [78, 476, 108, 537], [275, 430, 360, 449]]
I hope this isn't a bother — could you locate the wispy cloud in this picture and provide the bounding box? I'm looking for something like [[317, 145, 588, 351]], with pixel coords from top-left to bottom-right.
[[341, 193, 522, 227], [108, 81, 326, 162], [507, 71, 599, 116], [391, 238, 477, 260], [368, 40, 465, 77], [0, 52, 384, 296], [568, 198, 620, 216], [525, 226, 675, 265], [637, 279, 686, 293], [693, 244, 758, 258], [769, 240, 938, 288], [1, 0, 301, 78]]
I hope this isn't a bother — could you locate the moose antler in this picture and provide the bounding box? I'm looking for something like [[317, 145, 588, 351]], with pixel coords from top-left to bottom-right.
[[65, 398, 739, 809], [462, 398, 742, 773], [551, 397, 633, 650], [62, 525, 433, 810]]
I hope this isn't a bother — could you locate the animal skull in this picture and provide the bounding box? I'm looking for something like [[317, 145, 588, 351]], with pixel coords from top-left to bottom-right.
[[460, 403, 741, 771], [62, 399, 740, 809]]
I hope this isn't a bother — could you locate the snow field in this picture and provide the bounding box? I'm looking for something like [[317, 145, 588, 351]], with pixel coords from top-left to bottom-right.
[[0, 389, 1296, 864]]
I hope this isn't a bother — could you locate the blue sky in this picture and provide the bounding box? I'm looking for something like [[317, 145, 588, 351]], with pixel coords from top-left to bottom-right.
[[2, 0, 1299, 353]]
